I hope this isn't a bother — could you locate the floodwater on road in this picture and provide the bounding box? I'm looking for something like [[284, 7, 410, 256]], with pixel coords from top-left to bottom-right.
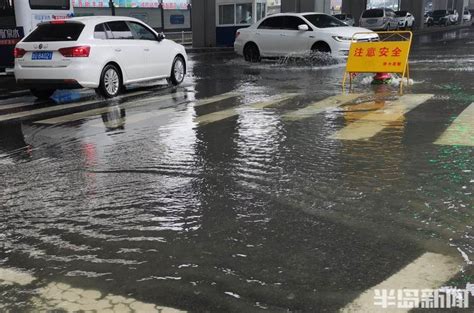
[[0, 28, 473, 312]]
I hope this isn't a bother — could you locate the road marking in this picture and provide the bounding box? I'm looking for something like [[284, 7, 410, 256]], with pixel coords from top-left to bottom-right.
[[9, 89, 29, 95], [282, 93, 362, 121], [0, 267, 186, 312], [0, 100, 48, 111], [330, 94, 434, 141], [34, 92, 185, 125], [434, 102, 474, 146], [0, 90, 151, 123], [0, 268, 36, 286], [195, 93, 299, 125], [194, 92, 240, 107], [87, 108, 179, 128], [341, 252, 460, 313]]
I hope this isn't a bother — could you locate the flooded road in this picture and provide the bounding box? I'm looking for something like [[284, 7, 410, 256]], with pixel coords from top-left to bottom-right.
[[0, 28, 473, 312]]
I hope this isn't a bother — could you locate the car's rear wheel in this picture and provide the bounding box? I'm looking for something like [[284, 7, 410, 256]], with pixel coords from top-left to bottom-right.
[[243, 43, 261, 63], [30, 88, 55, 100], [96, 64, 122, 98], [169, 56, 186, 86]]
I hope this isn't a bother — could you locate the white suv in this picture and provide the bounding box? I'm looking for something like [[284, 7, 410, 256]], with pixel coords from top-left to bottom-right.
[[14, 16, 187, 99], [234, 13, 378, 61], [395, 10, 415, 29]]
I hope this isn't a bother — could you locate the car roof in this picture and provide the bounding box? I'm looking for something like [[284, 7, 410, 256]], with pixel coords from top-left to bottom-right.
[[67, 15, 143, 24], [265, 12, 326, 17]]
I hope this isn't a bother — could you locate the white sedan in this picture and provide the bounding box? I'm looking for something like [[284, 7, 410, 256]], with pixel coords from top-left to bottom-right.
[[14, 16, 187, 99], [234, 13, 378, 62]]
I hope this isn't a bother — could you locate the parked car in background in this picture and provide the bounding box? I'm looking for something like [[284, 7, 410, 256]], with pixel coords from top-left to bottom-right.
[[448, 10, 459, 24], [333, 14, 355, 26], [359, 8, 398, 31], [395, 11, 415, 29], [14, 16, 187, 99], [432, 9, 451, 26], [424, 12, 434, 26], [463, 9, 472, 22], [234, 13, 379, 62]]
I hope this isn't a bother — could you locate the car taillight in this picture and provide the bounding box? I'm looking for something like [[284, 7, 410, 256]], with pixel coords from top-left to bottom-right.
[[14, 48, 26, 58], [59, 46, 90, 57], [235, 31, 240, 39]]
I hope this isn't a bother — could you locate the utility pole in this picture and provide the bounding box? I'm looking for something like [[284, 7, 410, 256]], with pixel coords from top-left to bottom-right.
[[109, 0, 116, 16]]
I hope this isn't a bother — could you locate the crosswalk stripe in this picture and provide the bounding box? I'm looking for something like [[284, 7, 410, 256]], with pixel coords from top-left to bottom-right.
[[0, 96, 35, 106], [87, 108, 179, 128], [434, 102, 474, 146], [35, 92, 186, 125], [341, 252, 460, 313], [282, 93, 362, 121], [195, 93, 299, 125], [0, 101, 42, 111], [0, 90, 151, 123], [330, 94, 434, 141], [194, 92, 240, 107]]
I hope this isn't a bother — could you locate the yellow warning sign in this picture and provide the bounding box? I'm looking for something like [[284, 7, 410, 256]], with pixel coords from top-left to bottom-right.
[[346, 41, 410, 73], [343, 31, 413, 92]]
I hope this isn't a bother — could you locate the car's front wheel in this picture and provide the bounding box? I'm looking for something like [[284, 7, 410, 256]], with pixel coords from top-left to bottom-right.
[[96, 64, 122, 98], [30, 88, 55, 100], [311, 42, 331, 55], [169, 56, 186, 86]]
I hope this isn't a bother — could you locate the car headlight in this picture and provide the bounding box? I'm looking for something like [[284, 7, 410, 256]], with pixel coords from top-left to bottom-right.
[[332, 36, 353, 42]]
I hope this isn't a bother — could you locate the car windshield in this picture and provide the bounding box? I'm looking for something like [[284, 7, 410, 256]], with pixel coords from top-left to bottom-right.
[[303, 14, 347, 28], [433, 10, 447, 16], [395, 11, 408, 17], [24, 22, 85, 42], [334, 14, 345, 20], [362, 9, 384, 18]]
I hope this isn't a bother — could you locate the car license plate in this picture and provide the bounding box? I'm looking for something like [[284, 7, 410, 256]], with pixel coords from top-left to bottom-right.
[[367, 19, 378, 24], [32, 51, 53, 60]]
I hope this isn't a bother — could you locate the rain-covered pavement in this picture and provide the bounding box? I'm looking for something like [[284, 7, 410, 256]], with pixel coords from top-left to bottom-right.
[[0, 27, 473, 313]]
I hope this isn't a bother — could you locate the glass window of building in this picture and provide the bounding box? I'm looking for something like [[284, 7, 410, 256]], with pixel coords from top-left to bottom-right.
[[236, 3, 252, 24], [257, 2, 266, 21], [219, 4, 235, 25]]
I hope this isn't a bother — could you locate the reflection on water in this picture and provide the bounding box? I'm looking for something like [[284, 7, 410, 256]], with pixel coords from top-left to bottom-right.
[[0, 44, 473, 312]]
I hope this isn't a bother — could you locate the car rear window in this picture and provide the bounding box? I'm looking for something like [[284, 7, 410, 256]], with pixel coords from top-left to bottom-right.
[[23, 23, 84, 42], [362, 9, 384, 18]]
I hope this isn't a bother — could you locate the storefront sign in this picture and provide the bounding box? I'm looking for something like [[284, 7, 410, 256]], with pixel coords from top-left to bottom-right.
[[0, 27, 24, 46], [73, 0, 160, 8]]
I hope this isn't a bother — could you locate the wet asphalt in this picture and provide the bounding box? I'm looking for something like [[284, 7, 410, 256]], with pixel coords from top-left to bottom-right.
[[0, 27, 473, 312]]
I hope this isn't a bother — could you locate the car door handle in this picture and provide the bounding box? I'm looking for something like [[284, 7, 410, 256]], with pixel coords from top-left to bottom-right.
[[115, 48, 122, 52], [280, 34, 286, 37], [144, 48, 150, 52]]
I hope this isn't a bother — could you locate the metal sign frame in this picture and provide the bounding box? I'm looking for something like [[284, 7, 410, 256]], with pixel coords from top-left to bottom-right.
[[343, 31, 413, 93]]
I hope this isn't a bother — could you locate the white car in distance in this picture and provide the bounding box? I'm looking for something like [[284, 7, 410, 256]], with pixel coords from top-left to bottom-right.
[[234, 13, 378, 62], [463, 9, 472, 22], [14, 16, 187, 99], [395, 10, 415, 29], [359, 8, 399, 31]]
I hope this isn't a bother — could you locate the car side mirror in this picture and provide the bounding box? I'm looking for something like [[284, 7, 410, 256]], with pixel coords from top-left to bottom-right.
[[298, 24, 309, 31], [157, 32, 165, 42]]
